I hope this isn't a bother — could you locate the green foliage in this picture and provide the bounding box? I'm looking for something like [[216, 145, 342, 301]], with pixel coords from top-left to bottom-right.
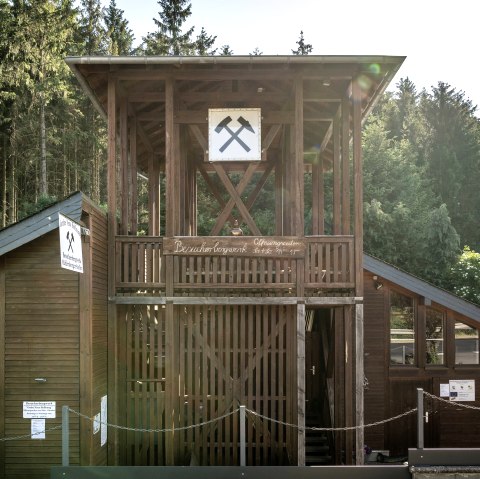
[[104, 0, 134, 55], [142, 0, 195, 55], [447, 247, 480, 305], [19, 193, 57, 219], [363, 107, 460, 285], [292, 31, 312, 55]]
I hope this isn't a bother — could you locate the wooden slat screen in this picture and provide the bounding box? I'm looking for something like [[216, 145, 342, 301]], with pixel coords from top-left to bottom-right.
[[304, 236, 354, 290], [115, 237, 165, 291], [124, 304, 167, 465], [115, 236, 355, 295], [121, 304, 297, 465]]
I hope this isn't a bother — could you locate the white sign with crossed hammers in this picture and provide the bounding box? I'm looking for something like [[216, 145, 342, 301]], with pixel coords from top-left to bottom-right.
[[58, 213, 83, 273], [208, 108, 261, 162]]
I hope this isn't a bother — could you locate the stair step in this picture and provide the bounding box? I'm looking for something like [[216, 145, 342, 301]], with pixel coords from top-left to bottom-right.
[[305, 445, 329, 453], [306, 455, 332, 464]]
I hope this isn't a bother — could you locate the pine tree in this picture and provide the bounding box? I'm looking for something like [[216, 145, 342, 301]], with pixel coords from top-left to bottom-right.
[[292, 30, 312, 55], [77, 0, 107, 55], [104, 0, 134, 55], [219, 44, 233, 55], [143, 0, 195, 55], [195, 26, 216, 55]]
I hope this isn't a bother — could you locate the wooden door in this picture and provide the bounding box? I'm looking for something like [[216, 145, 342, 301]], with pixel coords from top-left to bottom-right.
[[306, 330, 322, 420]]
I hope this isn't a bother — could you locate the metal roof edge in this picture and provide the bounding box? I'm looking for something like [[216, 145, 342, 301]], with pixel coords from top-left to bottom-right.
[[364, 254, 480, 322], [0, 192, 102, 257]]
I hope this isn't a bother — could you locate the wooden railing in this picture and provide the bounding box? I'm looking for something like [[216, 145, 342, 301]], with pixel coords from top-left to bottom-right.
[[115, 235, 355, 295]]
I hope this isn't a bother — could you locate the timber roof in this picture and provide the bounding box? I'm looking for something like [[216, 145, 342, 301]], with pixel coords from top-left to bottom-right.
[[0, 192, 92, 256], [364, 254, 480, 322], [66, 55, 405, 171]]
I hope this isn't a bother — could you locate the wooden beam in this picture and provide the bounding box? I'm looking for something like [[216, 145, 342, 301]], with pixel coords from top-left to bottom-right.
[[115, 65, 358, 81], [294, 77, 304, 236], [79, 217, 93, 465], [136, 120, 154, 154], [297, 302, 306, 466], [355, 303, 364, 465], [165, 77, 176, 236], [107, 73, 118, 464], [175, 110, 294, 125], [353, 79, 363, 297], [129, 118, 138, 233], [120, 98, 128, 234], [333, 108, 341, 235], [344, 305, 353, 464], [112, 296, 363, 305], [210, 163, 261, 236], [341, 94, 351, 235]]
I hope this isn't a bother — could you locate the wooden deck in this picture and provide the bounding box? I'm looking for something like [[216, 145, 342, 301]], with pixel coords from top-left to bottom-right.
[[115, 235, 355, 296]]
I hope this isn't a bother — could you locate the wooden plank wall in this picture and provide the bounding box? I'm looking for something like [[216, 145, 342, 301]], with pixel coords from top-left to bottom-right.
[[2, 231, 80, 479], [87, 206, 109, 466], [363, 273, 387, 450]]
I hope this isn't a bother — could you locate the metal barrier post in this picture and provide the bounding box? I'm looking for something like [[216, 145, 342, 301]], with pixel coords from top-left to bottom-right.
[[240, 405, 246, 466], [62, 405, 69, 466], [417, 388, 424, 449]]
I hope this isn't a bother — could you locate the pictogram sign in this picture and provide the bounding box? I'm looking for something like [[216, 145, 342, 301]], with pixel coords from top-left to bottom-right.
[[209, 108, 261, 161]]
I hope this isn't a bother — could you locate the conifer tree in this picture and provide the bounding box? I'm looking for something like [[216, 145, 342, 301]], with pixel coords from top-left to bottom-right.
[[143, 0, 195, 55], [195, 26, 216, 55], [292, 30, 312, 55], [105, 0, 134, 55]]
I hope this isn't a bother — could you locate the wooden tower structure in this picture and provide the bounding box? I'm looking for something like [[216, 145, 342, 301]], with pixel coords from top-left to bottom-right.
[[67, 55, 404, 466]]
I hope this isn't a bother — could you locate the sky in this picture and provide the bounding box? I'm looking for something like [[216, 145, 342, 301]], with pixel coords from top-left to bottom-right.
[[107, 0, 480, 113]]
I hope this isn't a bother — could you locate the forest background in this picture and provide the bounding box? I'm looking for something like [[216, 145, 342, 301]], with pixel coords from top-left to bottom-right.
[[0, 0, 479, 304]]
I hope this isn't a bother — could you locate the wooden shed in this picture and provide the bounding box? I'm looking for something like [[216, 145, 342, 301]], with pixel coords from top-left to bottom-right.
[[0, 192, 108, 479], [363, 254, 480, 457], [63, 54, 405, 467]]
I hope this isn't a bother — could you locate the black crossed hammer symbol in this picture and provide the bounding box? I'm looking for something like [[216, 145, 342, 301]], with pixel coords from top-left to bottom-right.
[[215, 116, 255, 153], [66, 231, 74, 252]]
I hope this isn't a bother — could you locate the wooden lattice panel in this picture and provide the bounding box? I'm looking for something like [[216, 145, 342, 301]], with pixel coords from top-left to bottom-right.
[[121, 304, 297, 465]]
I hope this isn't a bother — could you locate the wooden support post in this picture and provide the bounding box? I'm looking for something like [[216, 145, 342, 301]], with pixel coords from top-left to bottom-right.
[[165, 77, 176, 237], [344, 305, 353, 464], [355, 303, 364, 465], [129, 118, 138, 234], [341, 95, 351, 235], [79, 217, 93, 465], [297, 302, 306, 466], [312, 158, 324, 235], [107, 73, 119, 464], [334, 307, 345, 464], [294, 77, 304, 236], [352, 80, 363, 297], [333, 109, 341, 235], [120, 98, 128, 234]]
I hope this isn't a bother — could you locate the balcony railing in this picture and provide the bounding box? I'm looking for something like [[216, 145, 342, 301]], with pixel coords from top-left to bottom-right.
[[115, 235, 355, 295]]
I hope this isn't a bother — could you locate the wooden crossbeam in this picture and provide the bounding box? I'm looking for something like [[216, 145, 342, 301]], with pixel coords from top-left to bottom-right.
[[211, 163, 261, 236]]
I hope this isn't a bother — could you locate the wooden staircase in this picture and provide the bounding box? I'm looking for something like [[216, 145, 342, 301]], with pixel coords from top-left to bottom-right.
[[305, 417, 333, 465]]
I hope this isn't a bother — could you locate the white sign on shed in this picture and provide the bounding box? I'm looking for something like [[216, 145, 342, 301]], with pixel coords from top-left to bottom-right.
[[59, 213, 83, 273], [208, 108, 261, 162]]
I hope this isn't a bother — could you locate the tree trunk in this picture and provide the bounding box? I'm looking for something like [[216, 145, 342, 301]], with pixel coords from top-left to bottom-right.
[[2, 134, 7, 227], [40, 95, 48, 196]]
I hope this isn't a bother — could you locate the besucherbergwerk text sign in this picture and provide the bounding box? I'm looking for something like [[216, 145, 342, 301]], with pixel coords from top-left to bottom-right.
[[163, 237, 305, 258]]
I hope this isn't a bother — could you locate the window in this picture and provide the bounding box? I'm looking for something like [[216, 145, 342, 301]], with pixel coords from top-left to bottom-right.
[[426, 308, 445, 365], [390, 291, 415, 365], [455, 321, 479, 365]]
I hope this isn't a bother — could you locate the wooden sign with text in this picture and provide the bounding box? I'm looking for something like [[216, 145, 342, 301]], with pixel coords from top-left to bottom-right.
[[163, 237, 305, 258]]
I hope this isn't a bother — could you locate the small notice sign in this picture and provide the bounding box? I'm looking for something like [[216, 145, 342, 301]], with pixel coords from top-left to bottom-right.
[[449, 379, 475, 401], [23, 401, 56, 419], [59, 213, 83, 273], [209, 108, 261, 162], [31, 418, 46, 439]]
